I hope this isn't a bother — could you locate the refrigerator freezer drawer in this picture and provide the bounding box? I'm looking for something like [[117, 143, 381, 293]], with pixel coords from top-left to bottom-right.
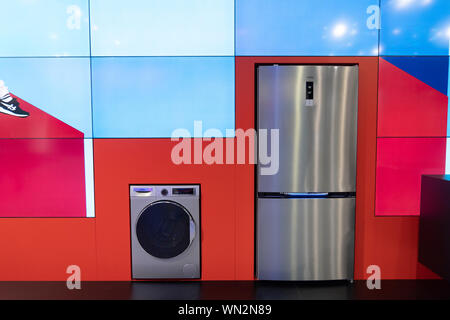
[[257, 198, 355, 281]]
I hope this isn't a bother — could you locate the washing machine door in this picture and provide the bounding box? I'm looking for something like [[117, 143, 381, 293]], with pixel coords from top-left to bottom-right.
[[136, 200, 195, 259]]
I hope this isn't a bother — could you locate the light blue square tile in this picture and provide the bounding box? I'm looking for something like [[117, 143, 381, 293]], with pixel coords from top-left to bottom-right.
[[380, 0, 450, 56], [0, 57, 92, 137], [236, 0, 379, 56], [92, 57, 235, 138], [90, 0, 235, 56], [0, 0, 90, 57]]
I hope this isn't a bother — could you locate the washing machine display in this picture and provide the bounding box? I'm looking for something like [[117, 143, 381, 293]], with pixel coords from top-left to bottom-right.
[[130, 185, 200, 279]]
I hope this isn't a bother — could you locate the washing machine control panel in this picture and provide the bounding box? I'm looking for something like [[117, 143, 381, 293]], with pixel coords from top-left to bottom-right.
[[130, 185, 199, 198], [172, 187, 195, 195]]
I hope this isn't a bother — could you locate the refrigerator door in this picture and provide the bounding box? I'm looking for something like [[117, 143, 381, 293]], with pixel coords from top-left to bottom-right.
[[257, 65, 358, 193], [257, 198, 355, 281]]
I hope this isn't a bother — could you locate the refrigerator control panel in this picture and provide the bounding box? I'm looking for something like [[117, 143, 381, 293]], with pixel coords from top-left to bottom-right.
[[305, 81, 314, 107]]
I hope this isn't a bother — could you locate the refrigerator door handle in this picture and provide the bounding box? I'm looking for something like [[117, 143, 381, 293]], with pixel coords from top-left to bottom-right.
[[258, 192, 328, 198], [283, 192, 328, 197], [258, 192, 356, 199]]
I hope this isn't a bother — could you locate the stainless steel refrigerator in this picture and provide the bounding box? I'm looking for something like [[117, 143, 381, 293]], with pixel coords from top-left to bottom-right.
[[256, 65, 358, 281]]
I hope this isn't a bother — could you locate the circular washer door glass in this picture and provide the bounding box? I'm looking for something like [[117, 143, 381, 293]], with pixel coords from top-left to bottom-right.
[[136, 201, 193, 259]]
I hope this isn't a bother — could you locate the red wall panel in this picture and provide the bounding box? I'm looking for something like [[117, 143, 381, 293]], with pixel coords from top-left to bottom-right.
[[0, 139, 87, 217], [377, 58, 448, 137], [235, 59, 256, 280], [94, 139, 237, 280], [375, 138, 446, 216], [0, 219, 97, 280]]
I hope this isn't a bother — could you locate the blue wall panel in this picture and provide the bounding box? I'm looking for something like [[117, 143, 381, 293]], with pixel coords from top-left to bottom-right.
[[236, 0, 380, 56], [380, 0, 450, 56], [0, 57, 92, 136], [91, 57, 235, 138], [0, 0, 90, 57], [90, 0, 235, 56], [383, 56, 449, 95]]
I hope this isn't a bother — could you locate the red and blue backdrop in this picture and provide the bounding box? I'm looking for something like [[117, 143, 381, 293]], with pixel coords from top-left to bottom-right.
[[0, 0, 449, 280]]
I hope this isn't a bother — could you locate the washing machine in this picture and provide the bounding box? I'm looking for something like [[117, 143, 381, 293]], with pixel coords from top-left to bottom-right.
[[130, 185, 200, 279]]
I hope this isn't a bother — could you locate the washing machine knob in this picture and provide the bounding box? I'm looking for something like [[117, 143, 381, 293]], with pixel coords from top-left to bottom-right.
[[161, 188, 169, 196]]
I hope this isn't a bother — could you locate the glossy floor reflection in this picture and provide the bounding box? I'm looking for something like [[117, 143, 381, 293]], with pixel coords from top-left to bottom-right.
[[0, 281, 449, 300]]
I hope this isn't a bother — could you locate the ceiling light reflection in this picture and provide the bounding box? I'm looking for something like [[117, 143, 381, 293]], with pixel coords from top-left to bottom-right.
[[395, 0, 415, 9], [332, 23, 348, 38]]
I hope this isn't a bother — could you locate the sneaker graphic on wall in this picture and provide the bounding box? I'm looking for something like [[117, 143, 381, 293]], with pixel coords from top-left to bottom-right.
[[0, 95, 30, 118], [0, 80, 29, 118]]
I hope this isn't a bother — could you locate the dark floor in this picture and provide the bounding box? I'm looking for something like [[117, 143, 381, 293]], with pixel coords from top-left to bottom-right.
[[0, 280, 449, 300]]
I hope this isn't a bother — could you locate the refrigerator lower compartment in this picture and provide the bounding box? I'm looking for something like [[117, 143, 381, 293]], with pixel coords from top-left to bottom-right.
[[257, 198, 355, 281]]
